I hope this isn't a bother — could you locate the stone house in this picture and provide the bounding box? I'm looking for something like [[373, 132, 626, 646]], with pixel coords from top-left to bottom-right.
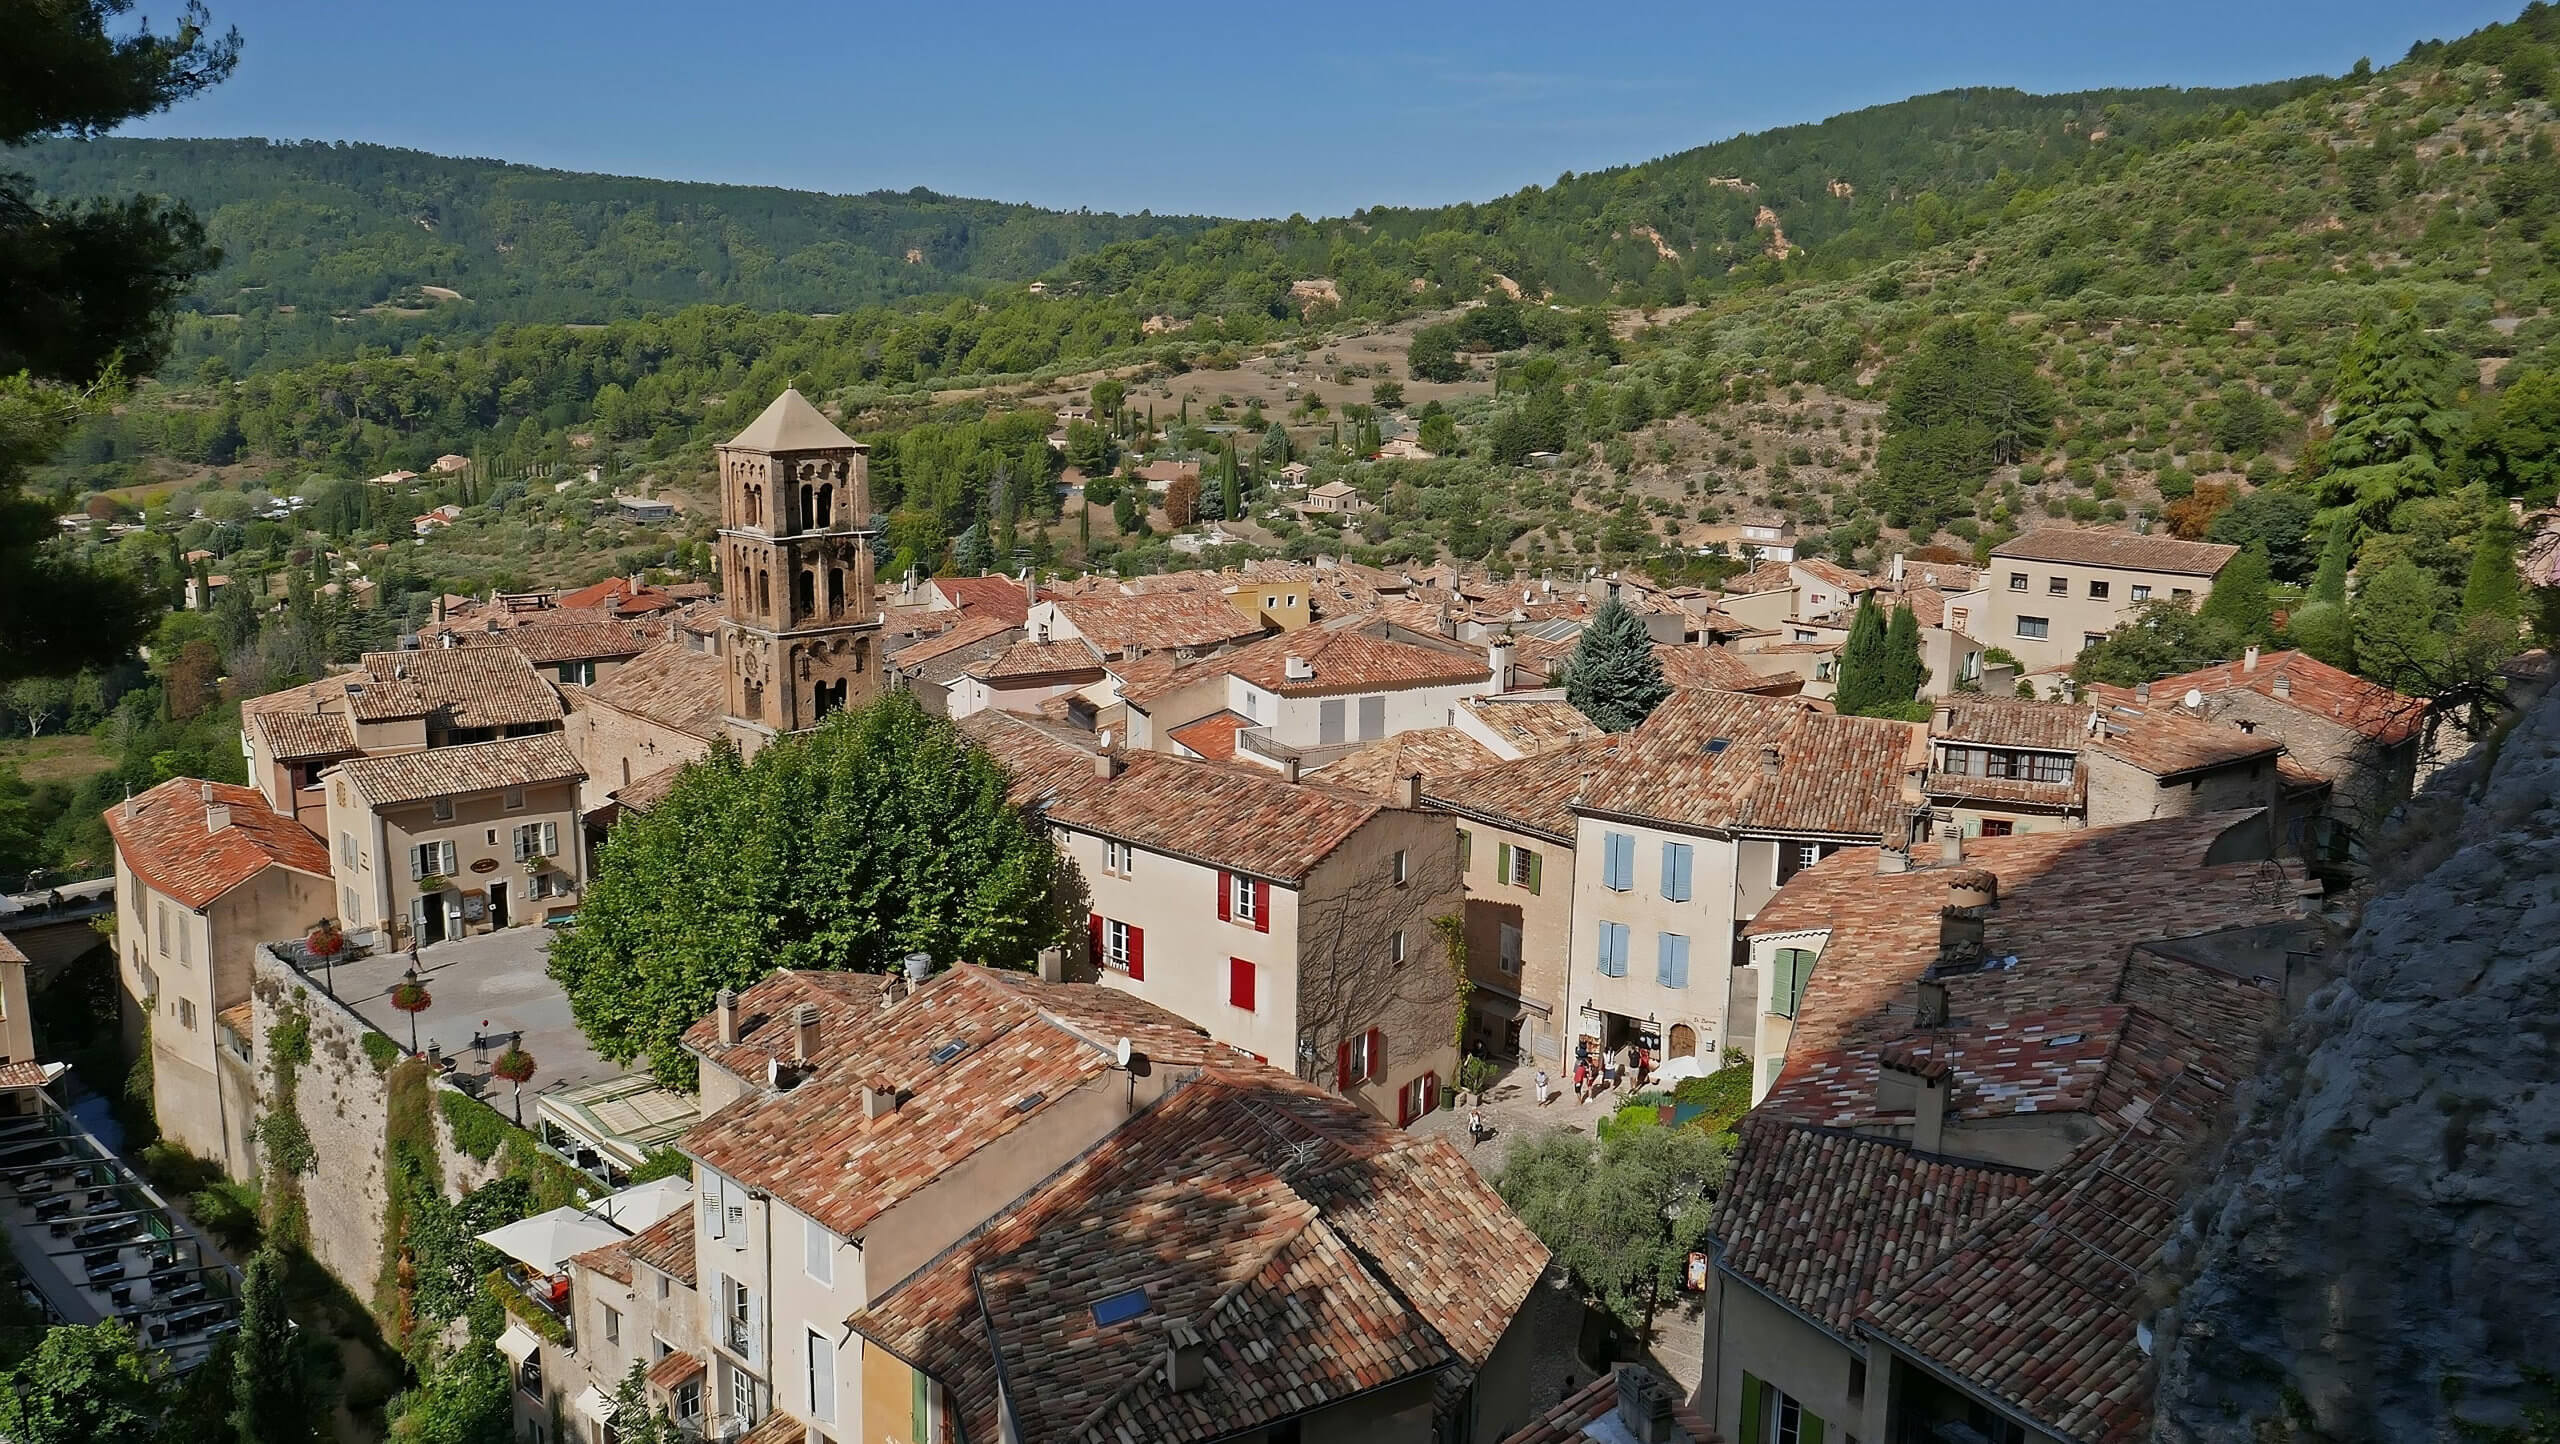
[[1294, 478, 1372, 515], [1118, 627, 1495, 772], [1983, 529, 2238, 676], [1024, 591, 1268, 660], [942, 640, 1108, 721], [321, 735, 586, 945], [559, 636, 727, 816], [104, 779, 335, 1177]]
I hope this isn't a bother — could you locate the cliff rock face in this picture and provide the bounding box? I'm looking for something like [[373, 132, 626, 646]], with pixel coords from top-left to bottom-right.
[[2155, 684, 2560, 1442]]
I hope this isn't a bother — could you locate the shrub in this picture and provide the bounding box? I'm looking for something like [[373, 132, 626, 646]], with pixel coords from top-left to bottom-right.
[[438, 1091, 513, 1164], [360, 1031, 401, 1073]]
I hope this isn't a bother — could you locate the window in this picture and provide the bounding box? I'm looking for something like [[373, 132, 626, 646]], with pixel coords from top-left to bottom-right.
[[343, 887, 359, 922], [339, 831, 357, 868], [806, 1329, 835, 1423], [153, 902, 170, 957], [1498, 923, 1522, 974], [1458, 829, 1472, 871], [1229, 957, 1256, 1011], [1319, 698, 1347, 745], [1230, 871, 1256, 924], [178, 999, 196, 1030], [178, 920, 192, 965], [1341, 1028, 1383, 1085], [1500, 843, 1541, 893], [1660, 842, 1694, 902], [513, 822, 558, 859], [1769, 948, 1817, 1018], [503, 787, 526, 812], [602, 1305, 620, 1344], [1397, 1071, 1439, 1126], [1775, 841, 1836, 886], [1981, 818, 2016, 837], [2083, 632, 2107, 648], [2047, 576, 2067, 595], [1103, 838, 1133, 874], [2087, 579, 2110, 599], [1103, 918, 1137, 975], [2015, 616, 2050, 640], [410, 840, 457, 881], [2131, 584, 2152, 602], [1392, 849, 1410, 885], [1357, 695, 1386, 741], [2007, 573, 2028, 591], [1601, 831, 1635, 891], [431, 796, 455, 822], [805, 1216, 833, 1285], [1740, 1373, 1826, 1444], [1391, 930, 1408, 964], [1596, 921, 1630, 978], [1657, 932, 1690, 989], [2171, 587, 2193, 601], [673, 1379, 702, 1426]]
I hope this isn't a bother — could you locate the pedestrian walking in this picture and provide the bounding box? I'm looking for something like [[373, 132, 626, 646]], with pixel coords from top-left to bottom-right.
[[1468, 1107, 1487, 1149], [1534, 1068, 1551, 1106]]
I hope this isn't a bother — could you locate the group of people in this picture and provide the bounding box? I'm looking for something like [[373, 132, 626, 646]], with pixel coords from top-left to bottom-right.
[[1527, 1038, 1651, 1106]]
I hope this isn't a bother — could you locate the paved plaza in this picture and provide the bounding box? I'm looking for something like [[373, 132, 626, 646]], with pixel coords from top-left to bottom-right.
[[307, 926, 615, 1106]]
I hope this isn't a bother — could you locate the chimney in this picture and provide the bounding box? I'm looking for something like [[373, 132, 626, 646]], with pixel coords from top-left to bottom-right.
[[1938, 904, 1986, 971], [861, 1076, 899, 1121], [2243, 646, 2261, 674], [1938, 820, 1964, 866], [1931, 702, 1954, 733], [1093, 750, 1124, 780], [1613, 1367, 1680, 1444], [1022, 567, 1037, 609], [1284, 655, 1315, 682], [1488, 636, 1514, 690], [1037, 947, 1065, 985], [1280, 756, 1302, 784], [1760, 743, 1782, 779], [1393, 771, 1421, 809], [206, 800, 230, 834], [791, 1003, 819, 1065], [715, 988, 738, 1046], [2135, 682, 2151, 703], [903, 952, 935, 988], [1890, 552, 1907, 583], [2272, 675, 2292, 700], [1898, 1057, 1948, 1154], [1916, 978, 1950, 1029], [1876, 844, 1910, 875], [1164, 1318, 1208, 1393]]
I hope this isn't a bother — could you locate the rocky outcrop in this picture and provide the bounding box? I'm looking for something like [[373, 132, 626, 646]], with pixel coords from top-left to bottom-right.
[[2154, 682, 2560, 1442]]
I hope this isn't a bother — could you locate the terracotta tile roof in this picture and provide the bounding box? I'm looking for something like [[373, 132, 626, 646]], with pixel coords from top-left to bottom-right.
[[1722, 561, 1797, 596], [2087, 705, 2279, 778], [568, 1234, 635, 1286], [954, 709, 1109, 807], [736, 1414, 810, 1444], [1898, 585, 1952, 629], [850, 1068, 1546, 1444], [644, 1349, 702, 1390], [1923, 772, 2083, 810], [104, 778, 330, 909], [1658, 643, 1790, 693], [1309, 727, 1496, 797], [1792, 558, 1875, 594], [243, 670, 428, 723], [1498, 1367, 1718, 1444], [889, 613, 1019, 668], [0, 1062, 51, 1090], [1716, 1119, 2031, 1338], [249, 709, 356, 762], [575, 639, 725, 739], [1456, 694, 1603, 754], [610, 764, 687, 815], [1930, 695, 2088, 751], [623, 1206, 696, 1287], [1427, 735, 1625, 844], [1045, 593, 1266, 655], [680, 969, 898, 1085], [682, 968, 1226, 1242], [1990, 528, 2238, 577], [2086, 650, 2425, 745], [1219, 628, 1488, 697], [1578, 690, 1918, 840], [1166, 710, 1251, 762], [1902, 560, 1982, 592], [929, 574, 1034, 624], [970, 639, 1107, 684], [328, 734, 583, 808], [460, 618, 654, 666], [361, 649, 564, 731], [1043, 754, 1383, 883]]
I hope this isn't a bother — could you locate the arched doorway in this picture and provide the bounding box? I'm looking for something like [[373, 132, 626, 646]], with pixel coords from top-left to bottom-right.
[[1668, 1023, 1697, 1058]]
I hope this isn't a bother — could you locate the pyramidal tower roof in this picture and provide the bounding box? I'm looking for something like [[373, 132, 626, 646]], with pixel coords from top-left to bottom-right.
[[725, 388, 861, 453]]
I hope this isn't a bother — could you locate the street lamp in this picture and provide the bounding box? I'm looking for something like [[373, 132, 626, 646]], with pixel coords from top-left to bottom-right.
[[391, 967, 433, 1056]]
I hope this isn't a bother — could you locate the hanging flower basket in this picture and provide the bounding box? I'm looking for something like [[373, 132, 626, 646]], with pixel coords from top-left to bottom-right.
[[417, 875, 453, 895], [305, 921, 346, 958], [491, 1047, 538, 1086], [391, 981, 433, 1014]]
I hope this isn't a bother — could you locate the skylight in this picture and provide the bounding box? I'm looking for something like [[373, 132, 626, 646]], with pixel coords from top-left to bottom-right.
[[930, 1039, 969, 1065], [1706, 737, 1731, 754], [1012, 1091, 1046, 1113], [2044, 1033, 2086, 1048], [1091, 1288, 1150, 1327]]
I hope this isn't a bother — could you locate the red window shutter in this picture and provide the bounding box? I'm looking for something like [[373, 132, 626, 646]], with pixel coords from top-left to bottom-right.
[[1087, 912, 1103, 965], [1215, 870, 1230, 922], [1367, 1027, 1384, 1078], [1253, 879, 1271, 934], [1229, 957, 1254, 1011], [1336, 1041, 1351, 1090], [1396, 1084, 1411, 1127], [1425, 1072, 1439, 1113], [1126, 925, 1145, 980]]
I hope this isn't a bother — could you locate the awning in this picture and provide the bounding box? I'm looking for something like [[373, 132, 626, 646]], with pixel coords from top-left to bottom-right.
[[475, 1205, 627, 1274], [574, 1384, 614, 1428], [495, 1320, 542, 1367]]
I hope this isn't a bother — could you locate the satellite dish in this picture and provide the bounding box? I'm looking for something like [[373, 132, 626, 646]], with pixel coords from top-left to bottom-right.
[[1114, 1037, 1133, 1069], [2183, 688, 2206, 709]]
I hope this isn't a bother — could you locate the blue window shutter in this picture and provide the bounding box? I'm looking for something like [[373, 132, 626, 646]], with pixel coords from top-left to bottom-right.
[[1659, 933, 1689, 989]]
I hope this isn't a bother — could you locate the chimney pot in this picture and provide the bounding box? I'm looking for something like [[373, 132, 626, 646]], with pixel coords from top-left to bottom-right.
[[715, 988, 739, 1046], [1393, 771, 1421, 809], [2272, 675, 2292, 700], [1916, 978, 1951, 1029], [1760, 743, 1782, 778], [1938, 821, 1964, 865], [2243, 645, 2261, 674], [792, 1002, 819, 1065], [200, 781, 215, 803], [1281, 756, 1301, 785], [1093, 750, 1123, 780], [862, 1078, 898, 1120], [1931, 702, 1954, 733], [1037, 947, 1065, 984], [1612, 1367, 1680, 1444], [2135, 682, 2151, 703], [1165, 1318, 1208, 1393]]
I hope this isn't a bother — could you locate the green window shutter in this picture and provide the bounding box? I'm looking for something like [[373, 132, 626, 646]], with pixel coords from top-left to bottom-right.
[[1802, 1411, 1824, 1444], [1460, 829, 1472, 871], [911, 1366, 929, 1440], [1739, 1372, 1764, 1444], [1497, 841, 1512, 885], [1526, 849, 1543, 895]]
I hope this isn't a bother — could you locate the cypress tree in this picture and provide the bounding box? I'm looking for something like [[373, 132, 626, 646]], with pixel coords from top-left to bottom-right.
[[2461, 507, 2524, 621], [1832, 595, 1892, 715], [229, 1247, 312, 1444], [2309, 519, 2355, 605], [1563, 597, 1673, 732], [2199, 542, 2274, 640], [1883, 602, 1927, 707], [1221, 441, 1241, 523]]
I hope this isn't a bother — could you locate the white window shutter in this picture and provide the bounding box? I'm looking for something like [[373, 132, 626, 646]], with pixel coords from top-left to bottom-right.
[[409, 846, 424, 881], [541, 820, 557, 856], [440, 840, 457, 876]]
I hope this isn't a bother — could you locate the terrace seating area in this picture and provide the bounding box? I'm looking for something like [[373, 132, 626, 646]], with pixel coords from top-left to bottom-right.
[[0, 1093, 240, 1369]]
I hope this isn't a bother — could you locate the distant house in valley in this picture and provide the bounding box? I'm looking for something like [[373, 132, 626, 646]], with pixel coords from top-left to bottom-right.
[[1295, 479, 1372, 516], [614, 494, 677, 522]]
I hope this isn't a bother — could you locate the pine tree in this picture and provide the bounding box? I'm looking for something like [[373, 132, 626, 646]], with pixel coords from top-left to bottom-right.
[[2461, 507, 2524, 621], [1563, 597, 1672, 732], [229, 1247, 313, 1444], [1831, 595, 1893, 715], [2199, 542, 2274, 640]]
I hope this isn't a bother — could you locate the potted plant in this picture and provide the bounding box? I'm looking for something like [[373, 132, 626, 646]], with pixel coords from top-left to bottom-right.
[[416, 874, 453, 895], [304, 918, 345, 958]]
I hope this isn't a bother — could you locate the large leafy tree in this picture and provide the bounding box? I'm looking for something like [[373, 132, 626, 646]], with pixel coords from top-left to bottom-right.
[[551, 692, 1069, 1084], [1563, 596, 1672, 732], [1, 0, 238, 686], [2198, 542, 2275, 642], [2071, 599, 2245, 689], [0, 1319, 173, 1444], [2351, 560, 2452, 695], [2462, 506, 2525, 623], [1871, 319, 2054, 534], [1496, 1122, 1733, 1342], [2308, 315, 2469, 529]]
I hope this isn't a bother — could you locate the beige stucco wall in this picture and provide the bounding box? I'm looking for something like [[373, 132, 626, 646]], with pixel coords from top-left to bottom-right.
[[1720, 587, 1795, 633], [1567, 815, 1739, 1065], [563, 697, 713, 814], [328, 777, 583, 939], [1300, 810, 1465, 1120], [1453, 818, 1573, 1064], [1703, 1267, 1866, 1444], [1066, 826, 1305, 1067], [1981, 555, 2219, 672], [2084, 753, 2275, 826]]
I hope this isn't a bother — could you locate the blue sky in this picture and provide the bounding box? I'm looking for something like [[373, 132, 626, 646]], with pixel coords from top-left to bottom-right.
[[125, 0, 2519, 218]]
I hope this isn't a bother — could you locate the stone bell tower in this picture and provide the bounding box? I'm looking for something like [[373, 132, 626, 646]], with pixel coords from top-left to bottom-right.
[[715, 389, 882, 755]]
